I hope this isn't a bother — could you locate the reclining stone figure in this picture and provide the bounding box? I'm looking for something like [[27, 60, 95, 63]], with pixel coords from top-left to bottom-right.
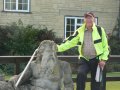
[[0, 40, 73, 90], [0, 81, 13, 90]]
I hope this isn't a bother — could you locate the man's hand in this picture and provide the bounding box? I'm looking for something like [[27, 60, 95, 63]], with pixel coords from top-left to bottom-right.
[[99, 60, 106, 70]]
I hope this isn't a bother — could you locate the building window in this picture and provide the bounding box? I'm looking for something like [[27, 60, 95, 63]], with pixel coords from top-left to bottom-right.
[[64, 16, 98, 38], [4, 0, 30, 12]]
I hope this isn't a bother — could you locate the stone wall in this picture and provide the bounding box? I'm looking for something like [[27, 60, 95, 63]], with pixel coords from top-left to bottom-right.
[[0, 0, 119, 38]]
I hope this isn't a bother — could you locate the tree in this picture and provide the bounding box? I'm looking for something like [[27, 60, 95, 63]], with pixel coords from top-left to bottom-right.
[[109, 0, 120, 55]]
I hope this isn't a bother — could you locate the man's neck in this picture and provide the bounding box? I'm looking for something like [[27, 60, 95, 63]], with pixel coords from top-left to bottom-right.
[[86, 26, 92, 31]]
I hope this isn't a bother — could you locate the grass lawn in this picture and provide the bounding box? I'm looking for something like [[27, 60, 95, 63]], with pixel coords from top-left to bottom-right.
[[74, 81, 120, 90], [73, 72, 120, 90]]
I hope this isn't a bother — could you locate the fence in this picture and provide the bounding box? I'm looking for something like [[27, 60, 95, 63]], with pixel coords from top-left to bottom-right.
[[0, 55, 120, 81]]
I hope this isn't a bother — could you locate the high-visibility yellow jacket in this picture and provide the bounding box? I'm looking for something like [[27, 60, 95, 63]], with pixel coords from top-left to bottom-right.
[[57, 23, 109, 61]]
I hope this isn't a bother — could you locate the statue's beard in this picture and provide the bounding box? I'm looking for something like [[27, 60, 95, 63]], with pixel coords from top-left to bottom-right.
[[36, 52, 57, 74], [41, 57, 56, 70]]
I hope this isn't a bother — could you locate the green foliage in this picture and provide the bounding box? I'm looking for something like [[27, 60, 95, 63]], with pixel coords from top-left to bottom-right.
[[0, 25, 13, 55], [109, 16, 120, 55], [109, 36, 120, 55], [109, 6, 120, 55], [0, 20, 62, 55]]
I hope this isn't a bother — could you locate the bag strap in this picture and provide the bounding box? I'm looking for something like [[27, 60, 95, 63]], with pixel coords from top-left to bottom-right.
[[96, 25, 102, 38], [94, 25, 102, 44], [96, 26, 102, 38]]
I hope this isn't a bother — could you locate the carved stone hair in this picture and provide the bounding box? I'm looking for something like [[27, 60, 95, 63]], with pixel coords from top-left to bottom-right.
[[35, 40, 58, 62], [39, 40, 57, 52]]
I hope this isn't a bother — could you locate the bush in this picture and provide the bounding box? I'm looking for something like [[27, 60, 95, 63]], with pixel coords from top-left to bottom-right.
[[0, 20, 63, 55], [109, 36, 120, 55], [0, 25, 13, 55], [109, 7, 120, 55]]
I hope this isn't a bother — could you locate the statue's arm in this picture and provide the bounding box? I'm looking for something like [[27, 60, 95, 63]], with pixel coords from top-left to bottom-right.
[[62, 61, 74, 90], [9, 63, 32, 86]]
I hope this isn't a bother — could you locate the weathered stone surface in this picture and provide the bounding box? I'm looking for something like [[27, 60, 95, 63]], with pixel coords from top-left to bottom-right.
[[0, 81, 14, 90], [5, 40, 74, 90]]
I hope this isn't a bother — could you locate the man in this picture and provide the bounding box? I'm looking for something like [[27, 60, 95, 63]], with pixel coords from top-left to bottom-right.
[[57, 12, 109, 90]]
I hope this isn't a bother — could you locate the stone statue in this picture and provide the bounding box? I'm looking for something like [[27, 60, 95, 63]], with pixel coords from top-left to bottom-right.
[[0, 81, 13, 90], [0, 40, 73, 90]]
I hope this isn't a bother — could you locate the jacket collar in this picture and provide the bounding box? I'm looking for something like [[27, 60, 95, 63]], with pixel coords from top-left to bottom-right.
[[78, 22, 101, 44]]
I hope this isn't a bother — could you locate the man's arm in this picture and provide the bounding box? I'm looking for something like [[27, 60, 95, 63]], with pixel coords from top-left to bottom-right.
[[99, 27, 109, 61], [57, 30, 80, 52]]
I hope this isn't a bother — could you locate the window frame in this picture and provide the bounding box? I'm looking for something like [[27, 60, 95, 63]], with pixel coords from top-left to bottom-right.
[[3, 0, 30, 12], [64, 16, 98, 39]]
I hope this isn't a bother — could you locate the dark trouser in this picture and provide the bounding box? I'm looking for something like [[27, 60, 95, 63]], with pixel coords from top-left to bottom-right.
[[76, 57, 106, 90]]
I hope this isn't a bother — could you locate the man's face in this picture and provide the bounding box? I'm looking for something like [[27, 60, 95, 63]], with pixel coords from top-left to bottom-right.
[[84, 15, 94, 27]]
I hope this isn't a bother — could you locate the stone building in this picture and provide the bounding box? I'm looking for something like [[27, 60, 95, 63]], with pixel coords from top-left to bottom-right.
[[0, 0, 119, 39]]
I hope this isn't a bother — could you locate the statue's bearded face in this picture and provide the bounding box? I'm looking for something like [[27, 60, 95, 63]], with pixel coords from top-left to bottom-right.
[[36, 40, 58, 68]]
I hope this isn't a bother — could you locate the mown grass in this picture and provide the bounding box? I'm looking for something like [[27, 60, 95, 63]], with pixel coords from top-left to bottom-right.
[[74, 81, 120, 90], [73, 72, 120, 90]]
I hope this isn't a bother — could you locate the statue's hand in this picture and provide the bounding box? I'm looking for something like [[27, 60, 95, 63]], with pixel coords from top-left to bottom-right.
[[9, 75, 19, 87]]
